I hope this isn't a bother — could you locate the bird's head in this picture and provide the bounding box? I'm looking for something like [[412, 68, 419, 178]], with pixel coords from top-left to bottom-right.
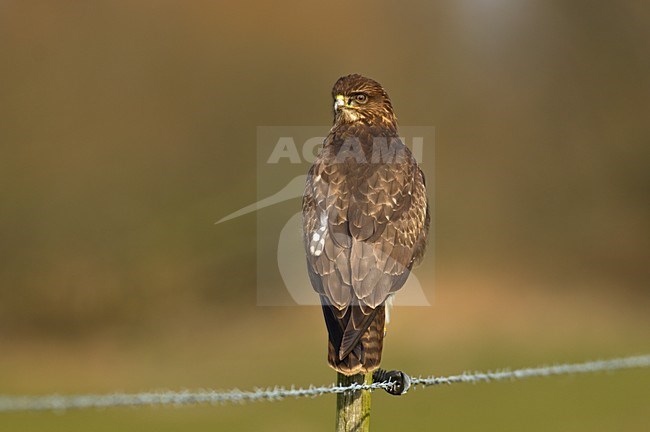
[[331, 74, 396, 130]]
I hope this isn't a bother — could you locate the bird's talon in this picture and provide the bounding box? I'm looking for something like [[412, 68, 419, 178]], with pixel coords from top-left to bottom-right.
[[373, 368, 411, 396]]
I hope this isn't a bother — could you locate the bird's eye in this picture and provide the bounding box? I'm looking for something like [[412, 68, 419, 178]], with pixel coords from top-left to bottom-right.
[[354, 93, 368, 103]]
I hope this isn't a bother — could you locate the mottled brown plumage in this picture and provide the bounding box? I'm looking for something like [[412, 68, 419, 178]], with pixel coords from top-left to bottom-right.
[[302, 74, 430, 375]]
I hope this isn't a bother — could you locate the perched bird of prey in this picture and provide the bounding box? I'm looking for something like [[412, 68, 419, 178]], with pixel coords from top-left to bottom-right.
[[302, 74, 430, 375]]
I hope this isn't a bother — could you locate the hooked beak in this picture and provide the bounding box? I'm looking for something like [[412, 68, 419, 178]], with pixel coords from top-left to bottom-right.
[[334, 94, 345, 111]]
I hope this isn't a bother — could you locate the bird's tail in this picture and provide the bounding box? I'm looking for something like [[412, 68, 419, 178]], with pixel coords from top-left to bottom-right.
[[324, 304, 386, 376]]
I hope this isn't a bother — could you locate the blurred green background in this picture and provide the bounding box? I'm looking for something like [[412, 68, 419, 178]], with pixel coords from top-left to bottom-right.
[[1, 1, 649, 431]]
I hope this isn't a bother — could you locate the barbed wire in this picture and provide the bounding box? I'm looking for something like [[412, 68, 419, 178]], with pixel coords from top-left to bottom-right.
[[1, 354, 648, 412]]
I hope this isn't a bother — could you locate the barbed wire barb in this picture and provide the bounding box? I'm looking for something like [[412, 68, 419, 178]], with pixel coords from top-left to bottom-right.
[[0, 354, 648, 412]]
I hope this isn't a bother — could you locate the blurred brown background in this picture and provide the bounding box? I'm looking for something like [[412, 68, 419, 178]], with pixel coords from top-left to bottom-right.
[[0, 1, 649, 431]]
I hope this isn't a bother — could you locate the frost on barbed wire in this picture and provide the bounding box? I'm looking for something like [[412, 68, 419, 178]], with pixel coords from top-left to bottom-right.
[[1, 355, 649, 412]]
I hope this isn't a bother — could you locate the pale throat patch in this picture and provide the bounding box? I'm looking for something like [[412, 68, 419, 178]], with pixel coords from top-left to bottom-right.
[[309, 211, 328, 256], [342, 108, 360, 122]]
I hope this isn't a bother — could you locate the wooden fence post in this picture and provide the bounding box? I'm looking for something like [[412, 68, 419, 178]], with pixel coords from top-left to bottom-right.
[[335, 372, 372, 431]]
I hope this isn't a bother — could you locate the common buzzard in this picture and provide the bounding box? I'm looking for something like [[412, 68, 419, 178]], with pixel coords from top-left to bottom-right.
[[302, 74, 430, 375]]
